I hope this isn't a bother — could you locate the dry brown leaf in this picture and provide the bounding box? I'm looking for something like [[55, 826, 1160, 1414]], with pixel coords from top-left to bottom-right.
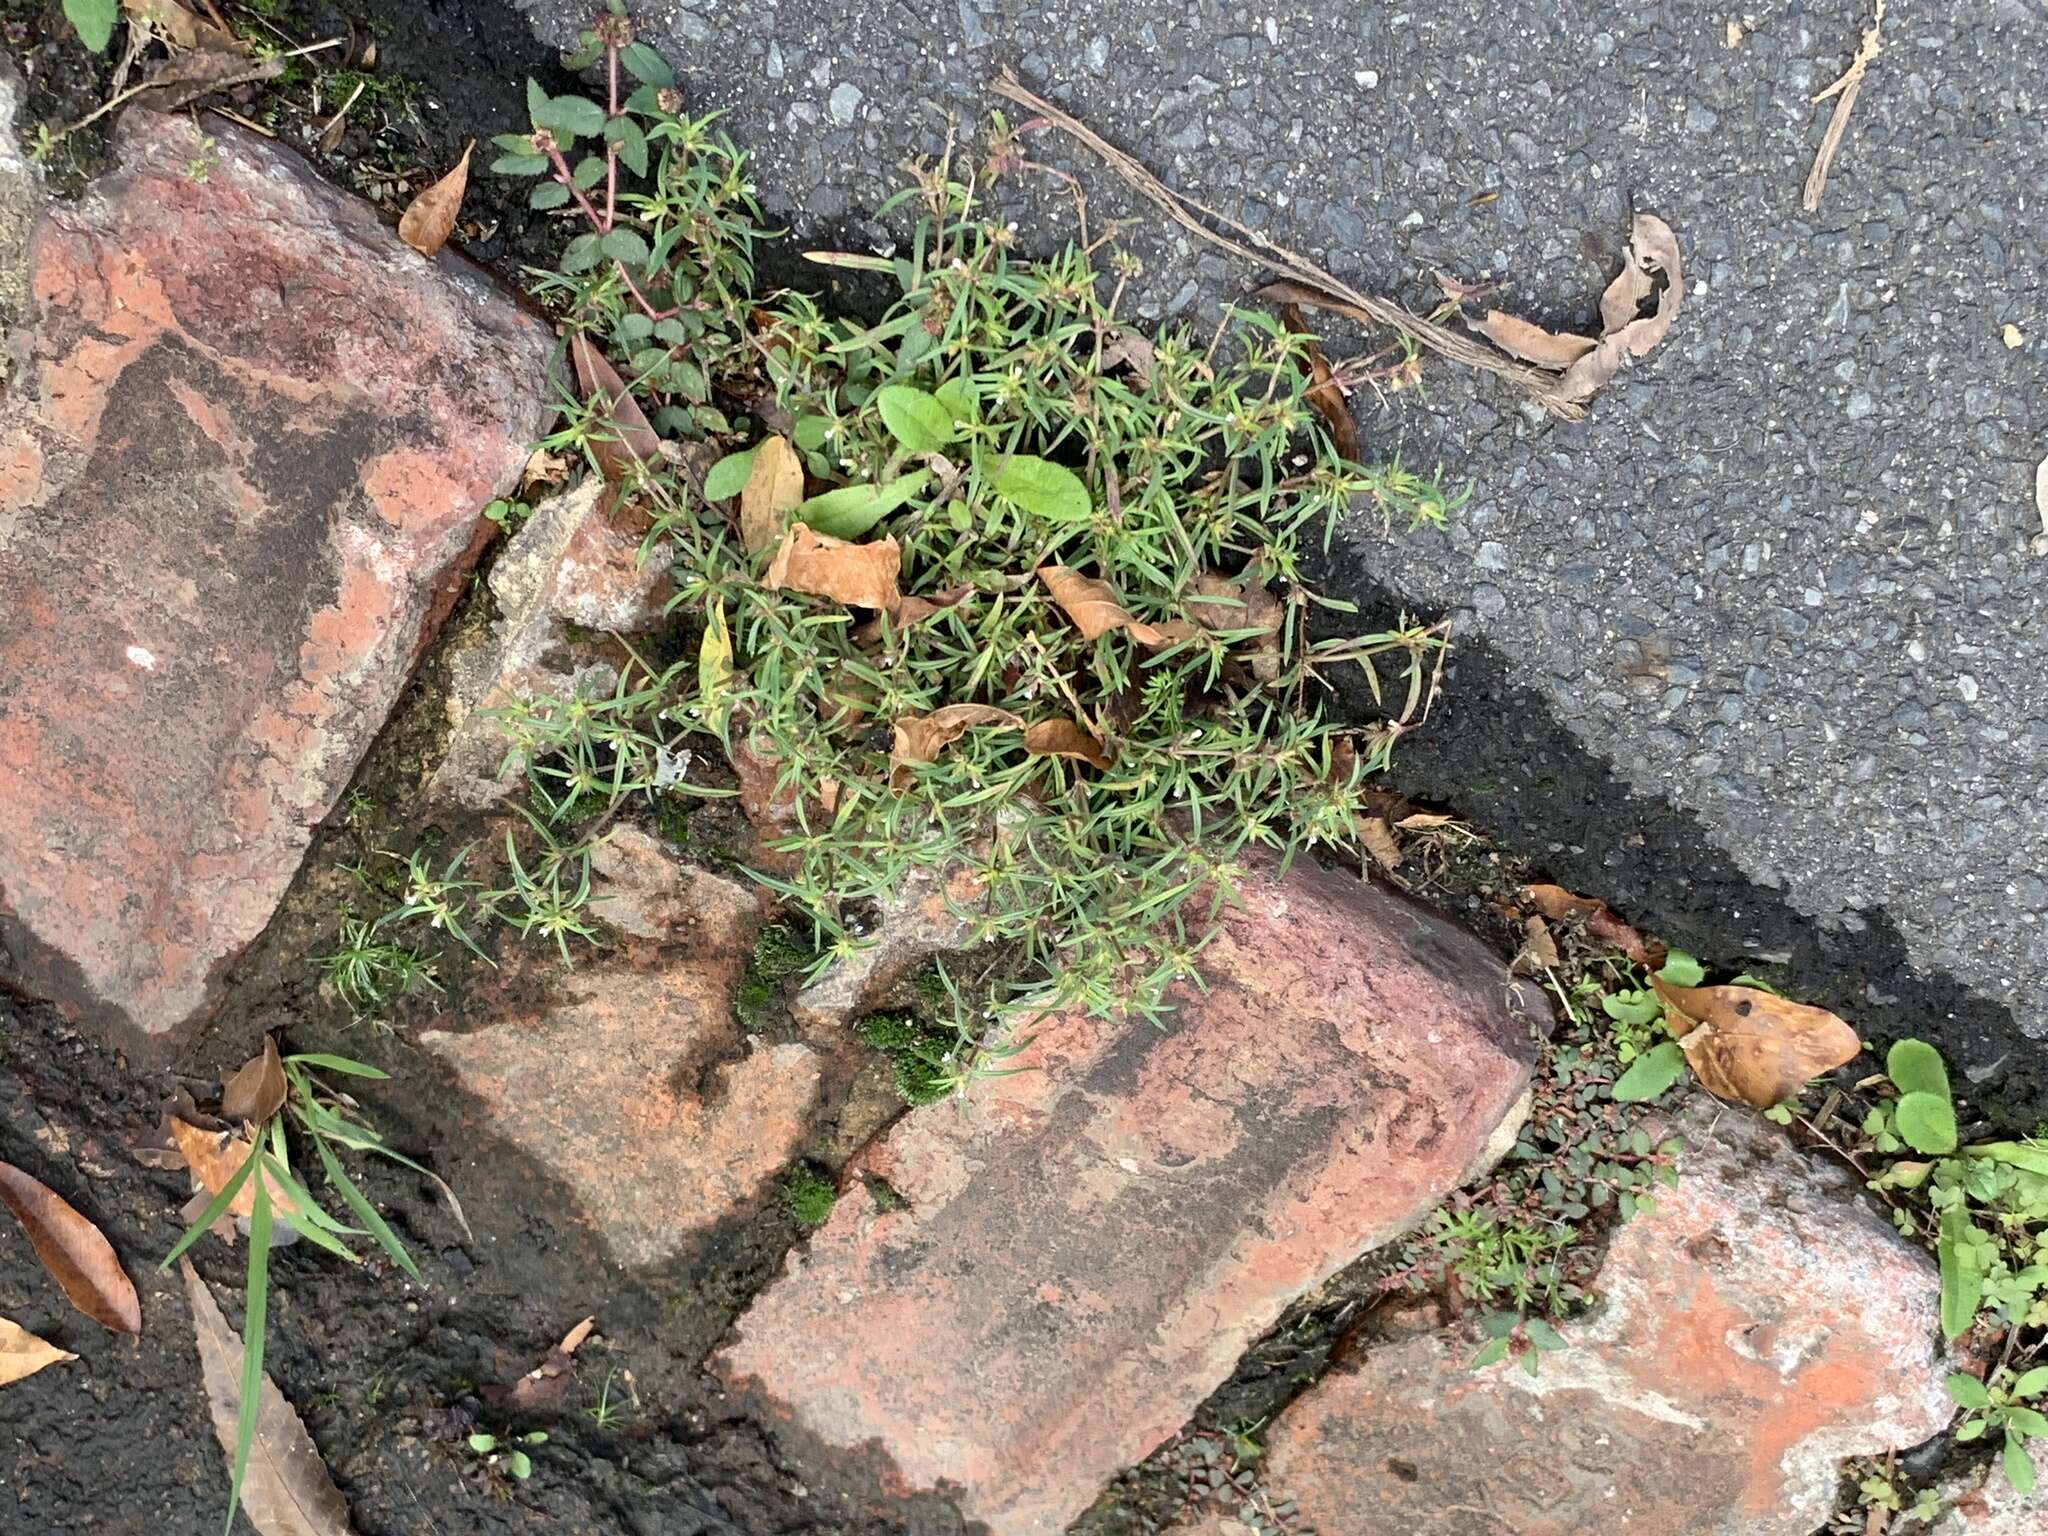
[[1360, 816, 1403, 871], [0, 1317, 75, 1387], [764, 524, 902, 610], [221, 1037, 287, 1126], [519, 447, 570, 498], [740, 435, 805, 555], [570, 332, 663, 493], [0, 1161, 141, 1335], [1023, 717, 1114, 770], [1477, 214, 1683, 405], [1652, 977, 1862, 1109], [1396, 812, 1457, 830], [1099, 327, 1158, 385], [1189, 570, 1285, 681], [168, 1119, 300, 1224], [889, 704, 1024, 789], [398, 140, 473, 258], [1513, 915, 1561, 974], [181, 1261, 357, 1536], [1037, 566, 1197, 648], [853, 585, 974, 648], [122, 0, 245, 51], [1520, 881, 1663, 967], [1803, 0, 1884, 213], [1275, 302, 1361, 462], [1477, 311, 1599, 370]]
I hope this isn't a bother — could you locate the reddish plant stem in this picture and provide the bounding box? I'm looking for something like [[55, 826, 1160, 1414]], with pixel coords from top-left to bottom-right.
[[544, 144, 677, 325], [603, 43, 620, 230]]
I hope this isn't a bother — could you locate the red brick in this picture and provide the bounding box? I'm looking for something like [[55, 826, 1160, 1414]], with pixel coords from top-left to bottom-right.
[[1237, 1104, 1953, 1536], [717, 858, 1540, 1535], [0, 111, 550, 1051], [421, 831, 820, 1268]]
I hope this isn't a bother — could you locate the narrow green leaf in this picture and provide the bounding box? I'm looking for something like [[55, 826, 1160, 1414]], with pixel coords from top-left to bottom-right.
[[314, 1137, 422, 1283], [875, 386, 958, 454], [159, 1148, 258, 1270], [704, 446, 758, 500], [1886, 1038, 1950, 1099], [1940, 1206, 1984, 1340], [991, 455, 1091, 522], [1611, 1040, 1686, 1103], [2005, 1435, 2037, 1495], [286, 1053, 390, 1079], [1468, 1336, 1510, 1370], [258, 1155, 361, 1259], [1971, 1141, 2048, 1177], [227, 1172, 273, 1536], [795, 470, 932, 540]]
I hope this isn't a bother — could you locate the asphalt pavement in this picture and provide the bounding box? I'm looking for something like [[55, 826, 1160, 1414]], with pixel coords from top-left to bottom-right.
[[517, 0, 2048, 1114]]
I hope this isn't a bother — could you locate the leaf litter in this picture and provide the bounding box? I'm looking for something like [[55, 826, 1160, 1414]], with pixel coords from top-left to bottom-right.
[[0, 1316, 76, 1388], [764, 524, 903, 610], [398, 140, 474, 259], [181, 1260, 356, 1536], [1652, 975, 1862, 1109], [0, 1160, 142, 1334], [1803, 0, 1885, 213]]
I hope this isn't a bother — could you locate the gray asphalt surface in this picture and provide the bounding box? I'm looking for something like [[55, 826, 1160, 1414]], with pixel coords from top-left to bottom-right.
[[516, 0, 2048, 1096]]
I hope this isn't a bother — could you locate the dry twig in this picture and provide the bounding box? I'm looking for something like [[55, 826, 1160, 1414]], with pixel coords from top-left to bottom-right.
[[991, 72, 1588, 420], [1803, 0, 1884, 212]]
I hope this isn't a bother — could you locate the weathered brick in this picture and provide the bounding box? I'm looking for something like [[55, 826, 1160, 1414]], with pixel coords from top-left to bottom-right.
[[718, 858, 1541, 1535], [420, 831, 821, 1268], [1228, 1103, 1953, 1536], [0, 110, 550, 1051]]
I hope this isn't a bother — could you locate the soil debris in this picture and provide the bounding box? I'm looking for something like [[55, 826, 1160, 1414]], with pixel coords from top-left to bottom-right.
[[1803, 0, 1885, 212]]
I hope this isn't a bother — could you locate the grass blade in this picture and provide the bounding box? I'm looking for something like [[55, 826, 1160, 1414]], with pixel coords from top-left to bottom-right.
[[227, 1170, 272, 1536], [313, 1137, 421, 1283], [160, 1150, 257, 1271]]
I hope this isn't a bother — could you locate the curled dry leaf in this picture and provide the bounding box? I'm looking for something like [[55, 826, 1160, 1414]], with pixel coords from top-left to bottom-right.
[[1275, 302, 1361, 462], [1038, 566, 1197, 648], [0, 1316, 76, 1387], [1359, 816, 1403, 871], [168, 1118, 301, 1223], [398, 140, 473, 259], [1651, 977, 1862, 1109], [1513, 915, 1561, 975], [852, 585, 974, 649], [221, 1037, 287, 1126], [1189, 570, 1285, 682], [181, 1261, 358, 1536], [740, 435, 806, 554], [570, 332, 663, 492], [495, 1314, 597, 1412], [1022, 717, 1114, 771], [1520, 882, 1664, 968], [122, 0, 245, 52], [1099, 327, 1158, 385], [764, 524, 902, 610], [0, 1160, 141, 1335], [889, 704, 1023, 789], [1477, 213, 1683, 405]]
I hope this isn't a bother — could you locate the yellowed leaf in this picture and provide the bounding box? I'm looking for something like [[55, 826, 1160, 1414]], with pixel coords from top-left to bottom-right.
[[1022, 717, 1114, 770], [168, 1119, 300, 1223], [764, 524, 902, 610], [1652, 978, 1861, 1109], [0, 1317, 75, 1387], [889, 704, 1023, 788], [697, 596, 733, 716], [740, 435, 805, 555], [398, 140, 473, 258], [1038, 566, 1197, 647]]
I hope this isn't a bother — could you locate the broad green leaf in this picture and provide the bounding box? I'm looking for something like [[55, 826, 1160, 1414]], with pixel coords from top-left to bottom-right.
[[618, 41, 675, 86], [1940, 1205, 1985, 1340], [2015, 1366, 2048, 1399], [1886, 1039, 1950, 1100], [875, 386, 958, 454], [1602, 991, 1661, 1027], [1611, 1040, 1686, 1103], [2008, 1407, 2048, 1439], [991, 455, 1091, 522], [600, 228, 650, 265], [796, 469, 931, 540], [605, 115, 649, 177], [1468, 1336, 1510, 1370], [491, 153, 549, 177], [1957, 1417, 1988, 1442], [1970, 1141, 2048, 1177], [529, 182, 571, 210], [1656, 949, 1705, 987], [572, 154, 607, 190], [703, 446, 759, 500], [1523, 1319, 1565, 1351], [526, 78, 551, 129], [2005, 1435, 2037, 1495], [1946, 1372, 1993, 1410], [285, 1053, 390, 1079], [541, 93, 606, 139], [792, 413, 831, 451], [1893, 1091, 1958, 1156], [560, 233, 603, 273], [934, 377, 977, 426]]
